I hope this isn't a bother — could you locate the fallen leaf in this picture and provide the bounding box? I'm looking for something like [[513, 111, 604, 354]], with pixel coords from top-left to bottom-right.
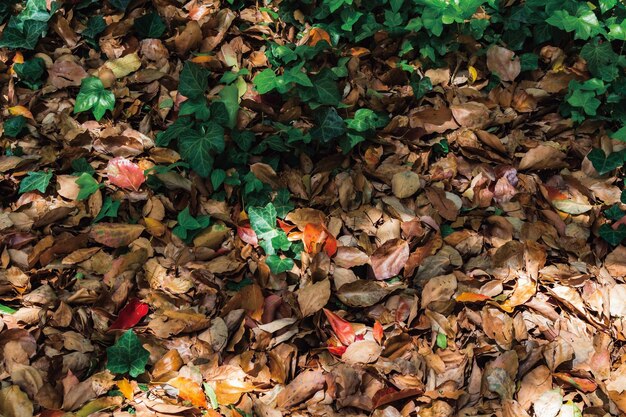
[[107, 157, 145, 191], [487, 45, 521, 82], [370, 239, 409, 280], [109, 298, 149, 330], [168, 377, 208, 408]]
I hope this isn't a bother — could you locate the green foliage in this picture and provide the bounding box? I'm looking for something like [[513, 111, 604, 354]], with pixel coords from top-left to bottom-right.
[[173, 206, 210, 241], [134, 12, 166, 39], [74, 77, 116, 121], [19, 171, 52, 194], [81, 16, 106, 48], [106, 330, 149, 378], [436, 332, 448, 349], [248, 201, 299, 273], [76, 173, 102, 201], [587, 148, 625, 175], [0, 0, 57, 50], [179, 124, 225, 177], [72, 158, 96, 175], [179, 62, 210, 100], [13, 57, 45, 89], [4, 116, 26, 138], [94, 196, 120, 223], [109, 0, 132, 11]]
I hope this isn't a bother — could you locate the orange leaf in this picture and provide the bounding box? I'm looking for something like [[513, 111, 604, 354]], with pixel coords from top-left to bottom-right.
[[190, 55, 215, 64], [307, 27, 331, 46], [455, 292, 491, 303], [303, 223, 336, 256], [373, 321, 384, 344], [277, 219, 296, 233], [107, 157, 146, 191], [348, 47, 370, 57], [8, 105, 34, 120], [117, 378, 134, 401], [323, 308, 355, 346], [168, 377, 208, 408], [553, 373, 597, 393]]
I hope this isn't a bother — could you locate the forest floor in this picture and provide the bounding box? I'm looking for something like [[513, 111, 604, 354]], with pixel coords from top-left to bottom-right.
[[1, 1, 626, 417]]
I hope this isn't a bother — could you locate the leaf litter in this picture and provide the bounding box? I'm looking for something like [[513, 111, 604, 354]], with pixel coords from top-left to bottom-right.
[[1, 1, 626, 417]]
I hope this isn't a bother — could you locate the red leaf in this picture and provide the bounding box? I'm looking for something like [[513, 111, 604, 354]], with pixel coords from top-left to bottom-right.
[[323, 308, 355, 346], [237, 225, 258, 246], [106, 157, 145, 191], [109, 298, 149, 330], [373, 321, 384, 344], [327, 345, 347, 356], [277, 219, 296, 233]]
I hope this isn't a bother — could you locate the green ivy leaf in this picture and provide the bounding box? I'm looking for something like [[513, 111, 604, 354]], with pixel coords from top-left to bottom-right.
[[248, 203, 278, 255], [93, 196, 120, 223], [218, 84, 240, 129], [173, 206, 210, 240], [253, 69, 278, 94], [74, 77, 116, 121], [81, 16, 106, 47], [4, 116, 26, 138], [265, 255, 294, 274], [179, 124, 225, 177], [587, 148, 624, 175], [75, 173, 101, 201], [106, 330, 150, 378], [436, 332, 447, 349], [179, 98, 210, 120], [72, 158, 96, 175], [410, 75, 433, 99], [311, 107, 346, 144], [13, 57, 45, 89], [621, 189, 626, 204], [566, 89, 600, 115], [134, 12, 166, 38], [0, 18, 48, 50], [211, 168, 226, 190], [109, 0, 132, 11], [346, 109, 388, 132], [580, 38, 619, 81], [156, 117, 194, 147], [599, 223, 626, 245], [19, 171, 52, 194], [546, 7, 602, 40], [273, 189, 294, 218], [179, 62, 210, 100]]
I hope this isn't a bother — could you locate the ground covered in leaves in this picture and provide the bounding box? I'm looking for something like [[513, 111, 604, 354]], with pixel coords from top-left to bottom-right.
[[3, 0, 626, 416]]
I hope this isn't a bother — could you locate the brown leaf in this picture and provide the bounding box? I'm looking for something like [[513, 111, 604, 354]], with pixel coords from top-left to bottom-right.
[[275, 370, 326, 408], [518, 145, 566, 171], [370, 239, 409, 280], [297, 278, 331, 317], [336, 280, 393, 307], [89, 223, 145, 248], [486, 46, 521, 82]]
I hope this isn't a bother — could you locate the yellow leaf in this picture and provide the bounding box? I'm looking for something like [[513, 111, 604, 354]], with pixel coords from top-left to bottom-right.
[[191, 55, 216, 64], [8, 105, 34, 120], [468, 66, 478, 83], [117, 378, 134, 401], [144, 217, 166, 237], [103, 53, 142, 78]]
